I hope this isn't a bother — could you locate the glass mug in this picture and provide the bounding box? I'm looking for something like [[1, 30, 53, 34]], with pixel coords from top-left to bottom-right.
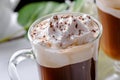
[[8, 12, 102, 80], [96, 0, 120, 80]]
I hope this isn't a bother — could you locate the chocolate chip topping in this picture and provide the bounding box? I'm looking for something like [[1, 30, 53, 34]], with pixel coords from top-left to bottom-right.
[[79, 30, 81, 35], [82, 18, 84, 20], [87, 16, 91, 19], [91, 29, 96, 33], [73, 19, 76, 22], [53, 15, 58, 20], [53, 28, 55, 32], [50, 22, 53, 28], [75, 24, 78, 29]]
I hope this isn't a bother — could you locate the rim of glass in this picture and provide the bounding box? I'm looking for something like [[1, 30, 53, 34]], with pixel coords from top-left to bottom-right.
[[28, 12, 102, 48]]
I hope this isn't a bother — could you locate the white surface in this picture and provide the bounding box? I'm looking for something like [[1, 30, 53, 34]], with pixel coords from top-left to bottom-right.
[[0, 0, 19, 39], [0, 7, 39, 80], [1, 12, 25, 39], [0, 38, 39, 80]]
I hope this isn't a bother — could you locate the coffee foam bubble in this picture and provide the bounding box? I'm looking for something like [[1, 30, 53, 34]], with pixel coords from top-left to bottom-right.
[[32, 40, 98, 68], [97, 0, 120, 18]]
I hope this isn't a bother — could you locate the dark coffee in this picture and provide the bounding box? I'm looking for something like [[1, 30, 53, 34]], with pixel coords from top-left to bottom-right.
[[97, 8, 120, 60], [37, 58, 96, 80]]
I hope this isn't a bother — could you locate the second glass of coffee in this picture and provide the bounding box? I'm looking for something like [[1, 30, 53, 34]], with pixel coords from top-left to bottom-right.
[[96, 0, 120, 79]]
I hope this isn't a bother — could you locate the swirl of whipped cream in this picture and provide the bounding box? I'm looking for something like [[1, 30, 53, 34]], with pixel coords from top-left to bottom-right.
[[31, 14, 99, 49]]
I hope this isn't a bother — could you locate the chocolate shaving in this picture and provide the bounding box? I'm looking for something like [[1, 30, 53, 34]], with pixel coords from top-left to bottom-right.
[[56, 22, 58, 25], [82, 18, 84, 20], [56, 25, 58, 28], [52, 35, 55, 38], [68, 34, 71, 38], [43, 35, 45, 38], [79, 30, 81, 35], [75, 24, 78, 29], [59, 43, 62, 47], [60, 22, 62, 24], [59, 26, 61, 29], [50, 25, 53, 28], [53, 28, 55, 32], [55, 38, 58, 40], [87, 16, 91, 19], [73, 19, 76, 22], [33, 32, 36, 35], [92, 29, 96, 33], [41, 40, 44, 43], [31, 34, 33, 38], [50, 22, 53, 28], [50, 22, 52, 25], [71, 33, 74, 36], [68, 23, 70, 26], [61, 28, 63, 31], [65, 22, 67, 24], [53, 15, 58, 20]]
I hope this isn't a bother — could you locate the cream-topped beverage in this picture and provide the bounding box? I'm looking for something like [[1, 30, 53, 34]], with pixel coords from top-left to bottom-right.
[[29, 13, 101, 80], [8, 12, 102, 80]]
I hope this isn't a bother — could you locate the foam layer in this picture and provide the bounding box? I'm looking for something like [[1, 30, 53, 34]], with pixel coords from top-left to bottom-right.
[[32, 40, 98, 68], [96, 0, 120, 18]]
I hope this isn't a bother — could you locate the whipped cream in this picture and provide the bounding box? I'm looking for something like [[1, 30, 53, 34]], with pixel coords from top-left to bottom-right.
[[31, 14, 99, 49]]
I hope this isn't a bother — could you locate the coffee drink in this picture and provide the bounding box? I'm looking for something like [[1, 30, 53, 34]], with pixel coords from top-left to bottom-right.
[[96, 0, 120, 60], [38, 59, 95, 80], [29, 13, 101, 80]]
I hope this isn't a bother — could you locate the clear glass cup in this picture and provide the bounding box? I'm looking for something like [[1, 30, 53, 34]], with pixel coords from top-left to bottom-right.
[[8, 12, 102, 80], [96, 0, 120, 80]]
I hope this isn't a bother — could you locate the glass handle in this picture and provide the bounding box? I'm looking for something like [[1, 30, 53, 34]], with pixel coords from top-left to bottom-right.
[[8, 49, 35, 80]]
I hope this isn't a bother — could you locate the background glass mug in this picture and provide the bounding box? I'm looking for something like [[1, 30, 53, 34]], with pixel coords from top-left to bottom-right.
[[8, 12, 102, 80], [96, 0, 120, 80]]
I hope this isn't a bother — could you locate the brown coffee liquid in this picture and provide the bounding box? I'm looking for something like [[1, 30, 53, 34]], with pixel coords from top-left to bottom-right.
[[98, 8, 120, 60], [38, 58, 95, 80]]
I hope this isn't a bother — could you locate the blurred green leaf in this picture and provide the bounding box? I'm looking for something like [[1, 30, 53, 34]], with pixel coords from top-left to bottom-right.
[[73, 0, 85, 12], [18, 1, 68, 31]]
